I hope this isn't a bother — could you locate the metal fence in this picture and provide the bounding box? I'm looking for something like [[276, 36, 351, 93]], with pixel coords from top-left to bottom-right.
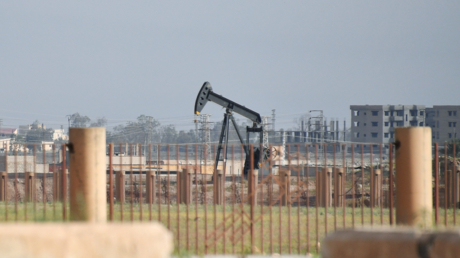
[[0, 142, 458, 255]]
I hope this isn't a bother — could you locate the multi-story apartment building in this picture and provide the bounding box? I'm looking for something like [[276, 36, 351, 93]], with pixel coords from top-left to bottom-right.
[[350, 105, 426, 144], [431, 105, 460, 143]]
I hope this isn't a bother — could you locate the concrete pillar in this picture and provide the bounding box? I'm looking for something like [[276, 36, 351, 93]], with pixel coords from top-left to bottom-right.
[[0, 172, 7, 201], [279, 169, 291, 206], [24, 172, 36, 202], [214, 169, 224, 205], [180, 168, 192, 205], [53, 169, 67, 202], [146, 171, 155, 204], [372, 169, 381, 207], [116, 171, 125, 203], [395, 127, 432, 227], [248, 169, 259, 206], [319, 168, 332, 207], [334, 168, 344, 207], [69, 128, 106, 222]]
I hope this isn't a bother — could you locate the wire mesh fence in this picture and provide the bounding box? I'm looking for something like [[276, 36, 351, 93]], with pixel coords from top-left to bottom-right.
[[0, 142, 458, 255]]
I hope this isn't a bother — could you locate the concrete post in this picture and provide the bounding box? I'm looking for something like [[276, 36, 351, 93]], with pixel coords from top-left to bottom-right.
[[69, 128, 106, 222], [180, 168, 192, 205], [214, 169, 224, 205], [279, 169, 291, 206], [24, 172, 36, 202], [395, 127, 432, 227], [116, 171, 125, 203], [0, 172, 7, 201], [334, 168, 344, 207], [372, 169, 381, 207], [248, 169, 259, 206], [146, 171, 155, 204], [319, 168, 332, 207]]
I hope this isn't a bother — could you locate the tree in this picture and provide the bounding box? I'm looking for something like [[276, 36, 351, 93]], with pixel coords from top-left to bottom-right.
[[90, 117, 107, 127], [176, 130, 195, 144], [447, 139, 460, 157], [159, 125, 178, 143], [108, 115, 160, 144], [69, 113, 91, 128]]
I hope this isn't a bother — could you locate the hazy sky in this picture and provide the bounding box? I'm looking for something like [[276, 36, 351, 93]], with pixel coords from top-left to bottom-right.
[[1, 1, 459, 132]]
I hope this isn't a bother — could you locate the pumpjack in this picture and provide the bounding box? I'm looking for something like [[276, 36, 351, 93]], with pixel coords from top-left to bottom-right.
[[194, 82, 269, 175]]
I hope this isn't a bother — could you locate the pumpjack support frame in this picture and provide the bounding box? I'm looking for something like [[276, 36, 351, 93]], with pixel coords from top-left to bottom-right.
[[194, 82, 267, 175]]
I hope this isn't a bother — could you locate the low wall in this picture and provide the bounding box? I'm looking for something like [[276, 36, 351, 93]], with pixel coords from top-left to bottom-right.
[[0, 223, 173, 258], [322, 227, 460, 258]]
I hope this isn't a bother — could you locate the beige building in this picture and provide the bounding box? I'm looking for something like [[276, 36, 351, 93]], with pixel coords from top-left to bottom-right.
[[431, 105, 460, 143]]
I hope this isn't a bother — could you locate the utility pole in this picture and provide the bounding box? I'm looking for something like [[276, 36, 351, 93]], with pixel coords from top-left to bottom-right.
[[262, 116, 271, 149], [198, 114, 212, 162], [271, 109, 276, 132], [309, 110, 324, 144]]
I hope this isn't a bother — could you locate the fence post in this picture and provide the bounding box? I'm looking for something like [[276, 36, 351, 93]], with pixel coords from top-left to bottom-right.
[[372, 169, 381, 207], [334, 168, 343, 207], [116, 171, 125, 203], [214, 169, 224, 205], [280, 169, 291, 206], [69, 128, 106, 222], [395, 127, 432, 227], [0, 172, 7, 201], [24, 172, 36, 202], [319, 168, 332, 207], [248, 169, 258, 206], [53, 169, 67, 202], [146, 171, 155, 204], [180, 168, 192, 205]]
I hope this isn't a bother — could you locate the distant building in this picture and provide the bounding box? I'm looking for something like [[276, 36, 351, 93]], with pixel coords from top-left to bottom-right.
[[431, 105, 460, 143], [350, 105, 426, 144], [0, 128, 18, 137]]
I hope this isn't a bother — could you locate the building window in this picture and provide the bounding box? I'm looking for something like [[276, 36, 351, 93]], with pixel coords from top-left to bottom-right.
[[437, 111, 439, 117], [353, 111, 359, 116], [406, 114, 408, 121], [353, 122, 359, 127], [449, 122, 452, 127], [364, 123, 367, 126], [420, 111, 424, 116], [410, 121, 417, 126], [372, 122, 378, 127], [396, 111, 403, 116], [364, 134, 367, 137], [454, 122, 457, 127], [390, 133, 394, 138], [384, 111, 389, 116], [410, 110, 417, 116], [355, 133, 359, 138], [449, 111, 452, 116], [384, 122, 389, 126], [384, 133, 389, 138], [372, 111, 378, 116], [390, 122, 394, 127], [449, 133, 452, 139], [437, 121, 439, 128], [419, 122, 423, 126], [437, 132, 439, 139], [454, 111, 457, 116], [364, 112, 367, 115], [371, 133, 378, 138], [396, 121, 404, 126]]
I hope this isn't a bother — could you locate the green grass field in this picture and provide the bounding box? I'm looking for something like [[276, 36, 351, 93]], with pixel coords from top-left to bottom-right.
[[0, 202, 459, 256]]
